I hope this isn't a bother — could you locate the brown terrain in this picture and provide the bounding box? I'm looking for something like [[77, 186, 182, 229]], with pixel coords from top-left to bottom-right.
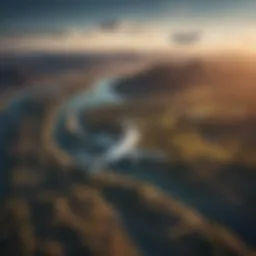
[[0, 55, 256, 255], [87, 57, 256, 165]]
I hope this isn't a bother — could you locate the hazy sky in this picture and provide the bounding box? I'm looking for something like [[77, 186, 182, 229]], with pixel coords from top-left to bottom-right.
[[1, 0, 256, 53], [1, 0, 256, 31]]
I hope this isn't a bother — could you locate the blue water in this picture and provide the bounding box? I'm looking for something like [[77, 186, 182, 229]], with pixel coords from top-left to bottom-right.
[[51, 77, 256, 248], [0, 77, 254, 252], [53, 78, 124, 168]]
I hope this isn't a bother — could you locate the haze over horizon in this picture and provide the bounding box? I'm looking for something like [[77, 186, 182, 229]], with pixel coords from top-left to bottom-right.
[[1, 0, 256, 54]]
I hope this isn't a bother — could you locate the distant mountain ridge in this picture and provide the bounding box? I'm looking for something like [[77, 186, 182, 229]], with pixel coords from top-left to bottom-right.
[[114, 60, 205, 98]]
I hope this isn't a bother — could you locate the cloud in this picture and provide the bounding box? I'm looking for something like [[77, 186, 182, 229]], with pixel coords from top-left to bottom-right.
[[171, 30, 203, 45], [97, 19, 152, 35], [99, 19, 124, 32], [1, 22, 256, 56]]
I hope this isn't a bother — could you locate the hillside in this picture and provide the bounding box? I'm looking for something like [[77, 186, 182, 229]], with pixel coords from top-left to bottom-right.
[[0, 55, 255, 255]]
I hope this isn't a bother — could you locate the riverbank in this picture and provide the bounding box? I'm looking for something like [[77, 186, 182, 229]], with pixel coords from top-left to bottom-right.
[[1, 56, 256, 255]]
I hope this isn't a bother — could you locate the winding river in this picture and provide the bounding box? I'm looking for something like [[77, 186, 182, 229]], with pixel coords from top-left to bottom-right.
[[0, 76, 255, 253], [52, 77, 256, 249]]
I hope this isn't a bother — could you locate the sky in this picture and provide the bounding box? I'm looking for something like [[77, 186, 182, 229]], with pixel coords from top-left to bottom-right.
[[1, 0, 256, 29], [1, 0, 256, 53]]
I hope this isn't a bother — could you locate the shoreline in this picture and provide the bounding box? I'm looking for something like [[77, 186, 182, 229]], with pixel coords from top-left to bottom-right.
[[42, 61, 150, 168]]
